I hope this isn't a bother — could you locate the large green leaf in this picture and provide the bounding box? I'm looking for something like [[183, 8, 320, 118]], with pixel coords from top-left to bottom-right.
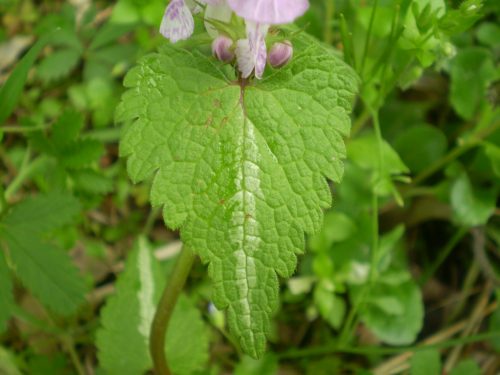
[[96, 238, 209, 375], [117, 43, 357, 357]]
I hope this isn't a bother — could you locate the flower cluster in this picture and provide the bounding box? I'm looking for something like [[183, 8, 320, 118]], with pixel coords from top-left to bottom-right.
[[159, 0, 308, 79]]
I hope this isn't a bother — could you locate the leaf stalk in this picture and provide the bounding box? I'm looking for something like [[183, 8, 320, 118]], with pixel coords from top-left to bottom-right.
[[150, 246, 195, 375]]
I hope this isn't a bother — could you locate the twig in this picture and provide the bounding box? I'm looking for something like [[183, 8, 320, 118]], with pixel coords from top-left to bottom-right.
[[471, 227, 500, 287], [443, 281, 493, 372]]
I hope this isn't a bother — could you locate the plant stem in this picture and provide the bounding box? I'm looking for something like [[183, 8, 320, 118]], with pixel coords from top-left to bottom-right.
[[4, 146, 31, 200], [412, 120, 500, 185], [150, 246, 195, 375], [324, 0, 335, 44], [143, 207, 161, 235], [1, 125, 47, 133], [360, 0, 379, 77], [418, 227, 467, 286], [350, 109, 371, 137], [370, 110, 383, 285], [62, 336, 86, 375]]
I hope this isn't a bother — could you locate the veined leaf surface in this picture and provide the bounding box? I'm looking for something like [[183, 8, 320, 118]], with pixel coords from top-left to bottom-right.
[[117, 43, 357, 357]]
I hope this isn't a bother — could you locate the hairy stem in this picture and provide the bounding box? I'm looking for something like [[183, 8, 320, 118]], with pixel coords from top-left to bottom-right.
[[150, 246, 195, 375]]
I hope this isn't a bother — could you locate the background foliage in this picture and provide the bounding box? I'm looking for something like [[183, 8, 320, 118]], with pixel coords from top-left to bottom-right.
[[0, 0, 499, 374]]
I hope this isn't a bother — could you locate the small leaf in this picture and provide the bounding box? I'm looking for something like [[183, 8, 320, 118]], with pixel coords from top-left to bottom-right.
[[2, 229, 86, 315], [484, 142, 500, 177], [308, 211, 357, 252], [356, 278, 423, 345], [59, 139, 104, 169], [393, 124, 447, 173], [51, 110, 84, 149], [450, 47, 497, 120], [410, 349, 441, 375], [450, 171, 496, 227], [314, 284, 346, 329], [0, 30, 62, 124], [0, 193, 86, 315], [70, 169, 114, 194], [2, 192, 81, 234], [450, 359, 481, 375], [348, 133, 409, 176], [476, 22, 500, 48], [97, 238, 209, 375], [37, 48, 82, 84], [0, 251, 14, 332], [90, 23, 135, 50], [367, 296, 404, 316]]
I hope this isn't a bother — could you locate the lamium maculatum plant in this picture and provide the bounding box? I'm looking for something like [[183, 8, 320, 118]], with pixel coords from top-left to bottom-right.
[[116, 0, 358, 372]]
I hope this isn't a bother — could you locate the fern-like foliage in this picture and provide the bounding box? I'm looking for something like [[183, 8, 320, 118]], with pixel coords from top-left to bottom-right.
[[117, 42, 357, 357]]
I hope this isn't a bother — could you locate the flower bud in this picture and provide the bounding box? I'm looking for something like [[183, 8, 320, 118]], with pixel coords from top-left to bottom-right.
[[268, 41, 293, 68], [212, 35, 235, 63]]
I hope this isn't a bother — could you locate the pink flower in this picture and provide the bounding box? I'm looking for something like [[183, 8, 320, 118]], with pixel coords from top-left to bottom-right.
[[227, 0, 309, 24], [212, 35, 235, 62], [268, 40, 293, 68], [159, 0, 195, 43], [160, 0, 232, 43], [236, 22, 269, 79]]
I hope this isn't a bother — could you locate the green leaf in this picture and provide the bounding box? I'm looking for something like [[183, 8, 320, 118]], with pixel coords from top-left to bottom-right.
[[348, 133, 409, 176], [2, 192, 81, 234], [59, 139, 104, 169], [0, 193, 86, 315], [484, 142, 500, 177], [0, 251, 14, 332], [410, 349, 441, 375], [314, 283, 346, 329], [165, 294, 209, 375], [110, 0, 141, 24], [0, 347, 22, 375], [0, 30, 61, 124], [393, 124, 447, 173], [234, 353, 279, 375], [51, 110, 84, 149], [2, 230, 86, 315], [90, 23, 135, 50], [308, 211, 357, 252], [117, 44, 357, 357], [450, 359, 481, 375], [356, 277, 423, 345], [450, 47, 497, 120], [70, 169, 114, 194], [476, 22, 500, 48], [450, 171, 496, 226], [97, 238, 209, 375], [37, 48, 82, 83]]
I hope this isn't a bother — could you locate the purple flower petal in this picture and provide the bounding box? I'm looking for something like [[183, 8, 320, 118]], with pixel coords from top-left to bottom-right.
[[268, 40, 293, 68], [159, 0, 195, 43], [227, 0, 309, 24], [236, 22, 269, 79]]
